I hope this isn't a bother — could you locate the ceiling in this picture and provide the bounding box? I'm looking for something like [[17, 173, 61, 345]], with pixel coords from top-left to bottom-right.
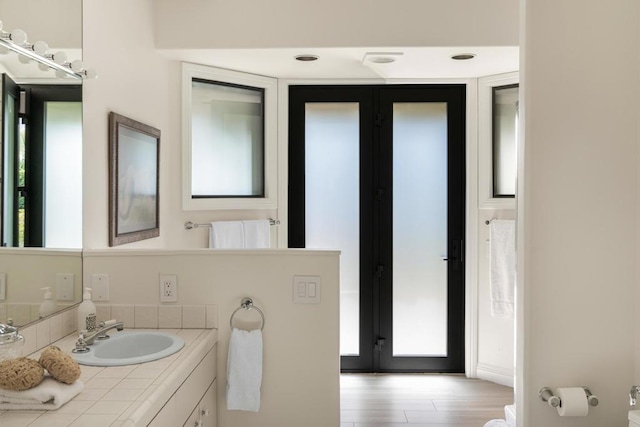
[[159, 46, 519, 80]]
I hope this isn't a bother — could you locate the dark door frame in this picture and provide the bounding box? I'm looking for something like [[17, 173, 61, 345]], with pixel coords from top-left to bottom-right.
[[288, 84, 466, 373]]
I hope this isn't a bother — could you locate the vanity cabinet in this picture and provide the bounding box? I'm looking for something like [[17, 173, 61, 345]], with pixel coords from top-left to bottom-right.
[[148, 344, 217, 427], [184, 379, 217, 427]]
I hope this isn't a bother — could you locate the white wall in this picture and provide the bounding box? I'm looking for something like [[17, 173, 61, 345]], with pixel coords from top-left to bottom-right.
[[153, 0, 518, 49], [83, 249, 340, 427], [82, 0, 277, 250], [518, 1, 639, 426]]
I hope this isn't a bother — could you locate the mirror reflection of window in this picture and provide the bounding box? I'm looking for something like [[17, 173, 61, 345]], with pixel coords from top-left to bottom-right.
[[492, 84, 519, 198], [2, 79, 81, 248]]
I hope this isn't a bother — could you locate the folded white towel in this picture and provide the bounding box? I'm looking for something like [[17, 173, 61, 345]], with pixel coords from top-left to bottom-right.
[[242, 220, 270, 249], [0, 377, 84, 410], [484, 420, 509, 427], [210, 221, 244, 249], [226, 328, 262, 412], [489, 220, 516, 318]]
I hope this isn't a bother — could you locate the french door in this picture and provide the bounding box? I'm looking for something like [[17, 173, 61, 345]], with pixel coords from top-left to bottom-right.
[[289, 84, 465, 372]]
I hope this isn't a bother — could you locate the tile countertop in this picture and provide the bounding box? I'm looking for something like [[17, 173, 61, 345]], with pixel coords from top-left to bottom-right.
[[0, 328, 218, 427]]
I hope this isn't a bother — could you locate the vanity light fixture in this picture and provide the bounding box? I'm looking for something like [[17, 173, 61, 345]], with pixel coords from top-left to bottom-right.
[[451, 53, 476, 61], [0, 20, 97, 79], [295, 54, 319, 62]]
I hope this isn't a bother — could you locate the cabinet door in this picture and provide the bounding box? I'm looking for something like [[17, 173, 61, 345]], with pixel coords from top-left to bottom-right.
[[200, 379, 217, 427], [183, 403, 201, 427]]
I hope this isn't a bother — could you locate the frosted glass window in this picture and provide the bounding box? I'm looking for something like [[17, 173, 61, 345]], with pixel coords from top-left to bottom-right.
[[45, 102, 82, 248], [393, 103, 448, 357], [190, 79, 264, 197], [493, 84, 518, 197], [305, 103, 360, 356]]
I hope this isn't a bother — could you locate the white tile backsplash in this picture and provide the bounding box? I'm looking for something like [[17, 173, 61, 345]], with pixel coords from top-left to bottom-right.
[[95, 304, 112, 324], [134, 305, 159, 328], [182, 305, 206, 328], [36, 320, 51, 350], [110, 305, 135, 328], [206, 304, 218, 329], [158, 305, 182, 328]]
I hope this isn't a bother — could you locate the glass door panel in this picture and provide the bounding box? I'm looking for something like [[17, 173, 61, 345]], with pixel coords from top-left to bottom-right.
[[304, 102, 360, 356], [392, 103, 448, 356]]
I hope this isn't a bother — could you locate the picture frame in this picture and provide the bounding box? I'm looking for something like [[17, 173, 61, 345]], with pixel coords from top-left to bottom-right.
[[108, 112, 160, 246]]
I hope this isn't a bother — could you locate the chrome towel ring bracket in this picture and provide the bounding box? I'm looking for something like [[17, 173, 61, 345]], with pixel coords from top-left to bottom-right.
[[230, 297, 265, 331]]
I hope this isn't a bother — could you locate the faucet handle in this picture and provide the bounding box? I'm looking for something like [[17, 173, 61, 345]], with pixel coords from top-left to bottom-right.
[[72, 333, 89, 353]]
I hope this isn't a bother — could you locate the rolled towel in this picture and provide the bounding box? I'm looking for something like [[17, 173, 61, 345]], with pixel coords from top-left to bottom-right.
[[0, 376, 84, 410]]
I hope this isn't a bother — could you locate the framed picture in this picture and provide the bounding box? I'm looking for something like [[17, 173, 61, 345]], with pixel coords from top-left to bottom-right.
[[108, 112, 160, 246]]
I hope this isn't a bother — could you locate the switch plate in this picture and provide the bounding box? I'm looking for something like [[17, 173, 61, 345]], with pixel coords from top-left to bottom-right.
[[293, 275, 321, 304], [90, 274, 110, 301], [160, 274, 178, 303], [56, 273, 75, 301], [0, 273, 5, 300]]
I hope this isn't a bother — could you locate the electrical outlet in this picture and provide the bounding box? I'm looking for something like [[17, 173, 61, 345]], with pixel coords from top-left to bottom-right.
[[160, 274, 177, 302]]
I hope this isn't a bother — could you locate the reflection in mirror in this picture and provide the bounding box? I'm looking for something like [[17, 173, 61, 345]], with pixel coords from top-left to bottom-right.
[[0, 0, 83, 327], [0, 248, 82, 327]]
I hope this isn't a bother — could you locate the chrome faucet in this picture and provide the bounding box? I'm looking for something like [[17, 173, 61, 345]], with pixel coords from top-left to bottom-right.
[[630, 385, 640, 406], [84, 321, 124, 345]]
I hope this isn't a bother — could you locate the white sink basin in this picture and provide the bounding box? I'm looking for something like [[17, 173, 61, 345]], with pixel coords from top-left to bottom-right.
[[72, 331, 184, 366]]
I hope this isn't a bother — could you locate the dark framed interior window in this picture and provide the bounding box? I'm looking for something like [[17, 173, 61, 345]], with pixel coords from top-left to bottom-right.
[[492, 84, 518, 198]]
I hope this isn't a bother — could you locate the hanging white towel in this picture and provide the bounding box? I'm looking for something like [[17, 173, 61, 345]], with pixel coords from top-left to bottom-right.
[[0, 377, 84, 410], [489, 220, 516, 318], [242, 220, 270, 249], [227, 328, 263, 411], [210, 221, 244, 249]]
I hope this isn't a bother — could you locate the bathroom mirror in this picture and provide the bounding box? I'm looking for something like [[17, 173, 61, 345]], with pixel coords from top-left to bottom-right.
[[0, 0, 83, 327]]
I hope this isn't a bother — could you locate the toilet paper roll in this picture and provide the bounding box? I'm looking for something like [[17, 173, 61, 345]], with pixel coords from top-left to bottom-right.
[[556, 387, 589, 416]]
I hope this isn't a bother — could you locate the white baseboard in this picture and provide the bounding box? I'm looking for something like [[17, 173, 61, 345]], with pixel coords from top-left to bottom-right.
[[477, 362, 515, 388]]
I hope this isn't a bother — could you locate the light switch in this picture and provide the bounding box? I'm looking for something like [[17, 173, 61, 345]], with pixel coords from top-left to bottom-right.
[[293, 275, 321, 304], [56, 273, 75, 301], [308, 282, 317, 298]]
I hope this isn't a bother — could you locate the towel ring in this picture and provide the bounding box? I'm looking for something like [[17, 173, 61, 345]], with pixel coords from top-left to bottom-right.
[[230, 298, 265, 331]]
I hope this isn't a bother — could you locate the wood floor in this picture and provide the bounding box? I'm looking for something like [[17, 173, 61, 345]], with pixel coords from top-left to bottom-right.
[[340, 374, 514, 427]]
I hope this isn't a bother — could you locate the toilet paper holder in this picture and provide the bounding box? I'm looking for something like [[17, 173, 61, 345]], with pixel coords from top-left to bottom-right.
[[539, 387, 599, 408]]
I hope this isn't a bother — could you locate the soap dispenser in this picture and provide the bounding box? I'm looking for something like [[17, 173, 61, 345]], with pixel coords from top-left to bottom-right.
[[77, 288, 97, 332], [38, 287, 56, 318]]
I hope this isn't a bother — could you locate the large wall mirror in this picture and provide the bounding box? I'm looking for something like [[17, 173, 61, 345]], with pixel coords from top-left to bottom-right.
[[0, 0, 83, 327]]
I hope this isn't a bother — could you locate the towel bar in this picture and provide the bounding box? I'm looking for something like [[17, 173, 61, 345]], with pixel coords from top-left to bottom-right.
[[185, 219, 279, 230], [230, 298, 265, 331]]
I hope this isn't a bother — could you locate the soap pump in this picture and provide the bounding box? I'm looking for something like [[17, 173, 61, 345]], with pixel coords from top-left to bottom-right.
[[77, 288, 97, 332], [38, 287, 56, 318]]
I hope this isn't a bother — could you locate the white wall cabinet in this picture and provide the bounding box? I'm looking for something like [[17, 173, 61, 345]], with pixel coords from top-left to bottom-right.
[[149, 344, 217, 427]]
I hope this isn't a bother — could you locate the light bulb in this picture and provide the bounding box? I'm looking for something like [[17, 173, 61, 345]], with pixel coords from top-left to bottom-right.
[[10, 29, 27, 45], [32, 41, 48, 55], [70, 59, 83, 72], [83, 68, 98, 79], [38, 63, 50, 71], [55, 69, 67, 78], [18, 54, 30, 64], [51, 51, 66, 65]]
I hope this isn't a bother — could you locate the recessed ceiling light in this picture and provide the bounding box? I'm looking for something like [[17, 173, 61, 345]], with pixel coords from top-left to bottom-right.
[[363, 52, 404, 64], [295, 54, 319, 62], [451, 53, 476, 61]]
